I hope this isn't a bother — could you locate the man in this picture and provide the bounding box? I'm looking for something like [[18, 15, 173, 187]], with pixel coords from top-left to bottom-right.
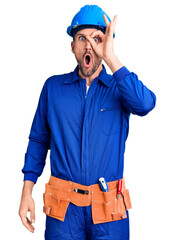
[[19, 4, 156, 240]]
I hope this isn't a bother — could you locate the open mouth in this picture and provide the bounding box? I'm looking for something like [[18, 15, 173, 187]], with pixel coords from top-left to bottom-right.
[[84, 53, 91, 68]]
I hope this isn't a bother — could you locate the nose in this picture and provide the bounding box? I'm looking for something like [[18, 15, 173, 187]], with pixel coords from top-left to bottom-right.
[[85, 39, 92, 50]]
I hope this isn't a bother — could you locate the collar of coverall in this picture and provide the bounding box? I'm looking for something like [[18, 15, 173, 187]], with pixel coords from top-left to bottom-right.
[[64, 64, 112, 87]]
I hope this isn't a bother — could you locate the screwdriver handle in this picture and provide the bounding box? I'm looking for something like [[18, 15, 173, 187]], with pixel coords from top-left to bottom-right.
[[117, 180, 122, 199]]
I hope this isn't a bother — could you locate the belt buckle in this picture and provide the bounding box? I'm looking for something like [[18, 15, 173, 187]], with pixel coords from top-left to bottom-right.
[[74, 187, 89, 195]]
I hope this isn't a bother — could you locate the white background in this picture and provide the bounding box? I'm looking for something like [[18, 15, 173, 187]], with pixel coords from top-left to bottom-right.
[[1, 0, 175, 239]]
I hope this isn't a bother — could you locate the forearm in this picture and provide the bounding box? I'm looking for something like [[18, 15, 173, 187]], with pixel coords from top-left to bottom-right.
[[22, 80, 50, 184], [113, 66, 156, 116], [22, 139, 49, 184], [105, 54, 156, 115], [22, 180, 35, 195], [104, 54, 123, 73]]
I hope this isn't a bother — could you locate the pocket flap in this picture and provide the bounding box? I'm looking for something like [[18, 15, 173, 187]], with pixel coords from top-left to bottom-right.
[[43, 206, 51, 215], [123, 189, 132, 210]]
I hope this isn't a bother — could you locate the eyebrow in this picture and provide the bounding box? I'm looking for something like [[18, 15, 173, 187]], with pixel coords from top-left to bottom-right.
[[76, 33, 86, 38]]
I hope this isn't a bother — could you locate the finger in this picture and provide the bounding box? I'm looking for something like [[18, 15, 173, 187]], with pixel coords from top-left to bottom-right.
[[27, 217, 35, 232], [107, 15, 117, 37], [86, 36, 97, 50], [90, 31, 105, 43], [21, 215, 35, 233], [107, 22, 114, 38], [27, 217, 35, 230], [103, 16, 114, 38], [103, 14, 110, 27], [113, 15, 117, 31], [90, 30, 104, 39]]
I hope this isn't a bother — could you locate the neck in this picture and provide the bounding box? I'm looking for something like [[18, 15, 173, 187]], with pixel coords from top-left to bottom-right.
[[78, 63, 103, 86]]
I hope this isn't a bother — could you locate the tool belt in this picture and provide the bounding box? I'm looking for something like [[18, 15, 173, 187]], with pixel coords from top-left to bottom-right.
[[43, 176, 132, 224]]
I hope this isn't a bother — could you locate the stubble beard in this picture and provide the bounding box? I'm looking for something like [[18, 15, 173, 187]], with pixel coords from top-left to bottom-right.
[[78, 57, 102, 77]]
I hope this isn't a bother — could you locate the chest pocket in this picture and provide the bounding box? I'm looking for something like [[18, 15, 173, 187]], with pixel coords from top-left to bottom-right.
[[99, 106, 120, 136]]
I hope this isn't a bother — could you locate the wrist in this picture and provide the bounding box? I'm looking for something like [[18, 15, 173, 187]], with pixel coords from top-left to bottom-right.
[[104, 54, 123, 73], [23, 180, 34, 195]]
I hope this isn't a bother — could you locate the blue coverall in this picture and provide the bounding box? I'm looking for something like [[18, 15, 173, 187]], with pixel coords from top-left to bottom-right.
[[22, 64, 156, 240]]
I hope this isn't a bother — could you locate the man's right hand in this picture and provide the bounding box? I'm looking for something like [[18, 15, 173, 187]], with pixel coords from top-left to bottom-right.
[[19, 180, 35, 233]]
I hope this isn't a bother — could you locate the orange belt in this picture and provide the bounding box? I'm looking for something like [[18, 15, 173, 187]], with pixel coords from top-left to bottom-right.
[[43, 175, 132, 224]]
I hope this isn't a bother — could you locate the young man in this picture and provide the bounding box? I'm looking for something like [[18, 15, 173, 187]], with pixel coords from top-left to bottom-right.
[[19, 5, 156, 240]]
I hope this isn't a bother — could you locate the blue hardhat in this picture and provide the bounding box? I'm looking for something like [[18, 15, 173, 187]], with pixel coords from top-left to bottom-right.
[[67, 5, 115, 38]]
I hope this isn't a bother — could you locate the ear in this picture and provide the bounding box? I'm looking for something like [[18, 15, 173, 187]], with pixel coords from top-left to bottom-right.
[[71, 41, 75, 54]]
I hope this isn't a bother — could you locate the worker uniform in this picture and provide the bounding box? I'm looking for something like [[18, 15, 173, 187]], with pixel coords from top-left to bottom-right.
[[22, 64, 156, 239]]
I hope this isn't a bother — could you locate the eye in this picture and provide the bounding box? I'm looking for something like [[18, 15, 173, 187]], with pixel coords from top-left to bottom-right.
[[79, 36, 85, 41], [94, 37, 99, 43]]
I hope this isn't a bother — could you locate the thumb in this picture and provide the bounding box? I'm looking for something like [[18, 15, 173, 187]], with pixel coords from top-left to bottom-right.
[[30, 206, 35, 223]]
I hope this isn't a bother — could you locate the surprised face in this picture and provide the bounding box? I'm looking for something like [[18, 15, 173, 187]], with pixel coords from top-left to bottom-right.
[[71, 28, 103, 78]]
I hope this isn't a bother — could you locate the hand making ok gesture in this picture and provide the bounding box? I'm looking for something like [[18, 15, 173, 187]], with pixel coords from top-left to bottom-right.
[[86, 14, 117, 62]]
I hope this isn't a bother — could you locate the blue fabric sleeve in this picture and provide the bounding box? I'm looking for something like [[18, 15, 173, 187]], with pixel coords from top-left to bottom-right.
[[24, 172, 39, 184], [113, 66, 156, 116], [22, 80, 50, 184]]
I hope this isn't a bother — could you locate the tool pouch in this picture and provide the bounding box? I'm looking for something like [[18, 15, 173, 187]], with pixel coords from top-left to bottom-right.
[[91, 184, 132, 224], [43, 176, 132, 224], [43, 183, 70, 222]]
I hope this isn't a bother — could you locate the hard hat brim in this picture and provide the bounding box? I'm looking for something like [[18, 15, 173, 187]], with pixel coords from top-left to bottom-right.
[[67, 24, 115, 38]]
